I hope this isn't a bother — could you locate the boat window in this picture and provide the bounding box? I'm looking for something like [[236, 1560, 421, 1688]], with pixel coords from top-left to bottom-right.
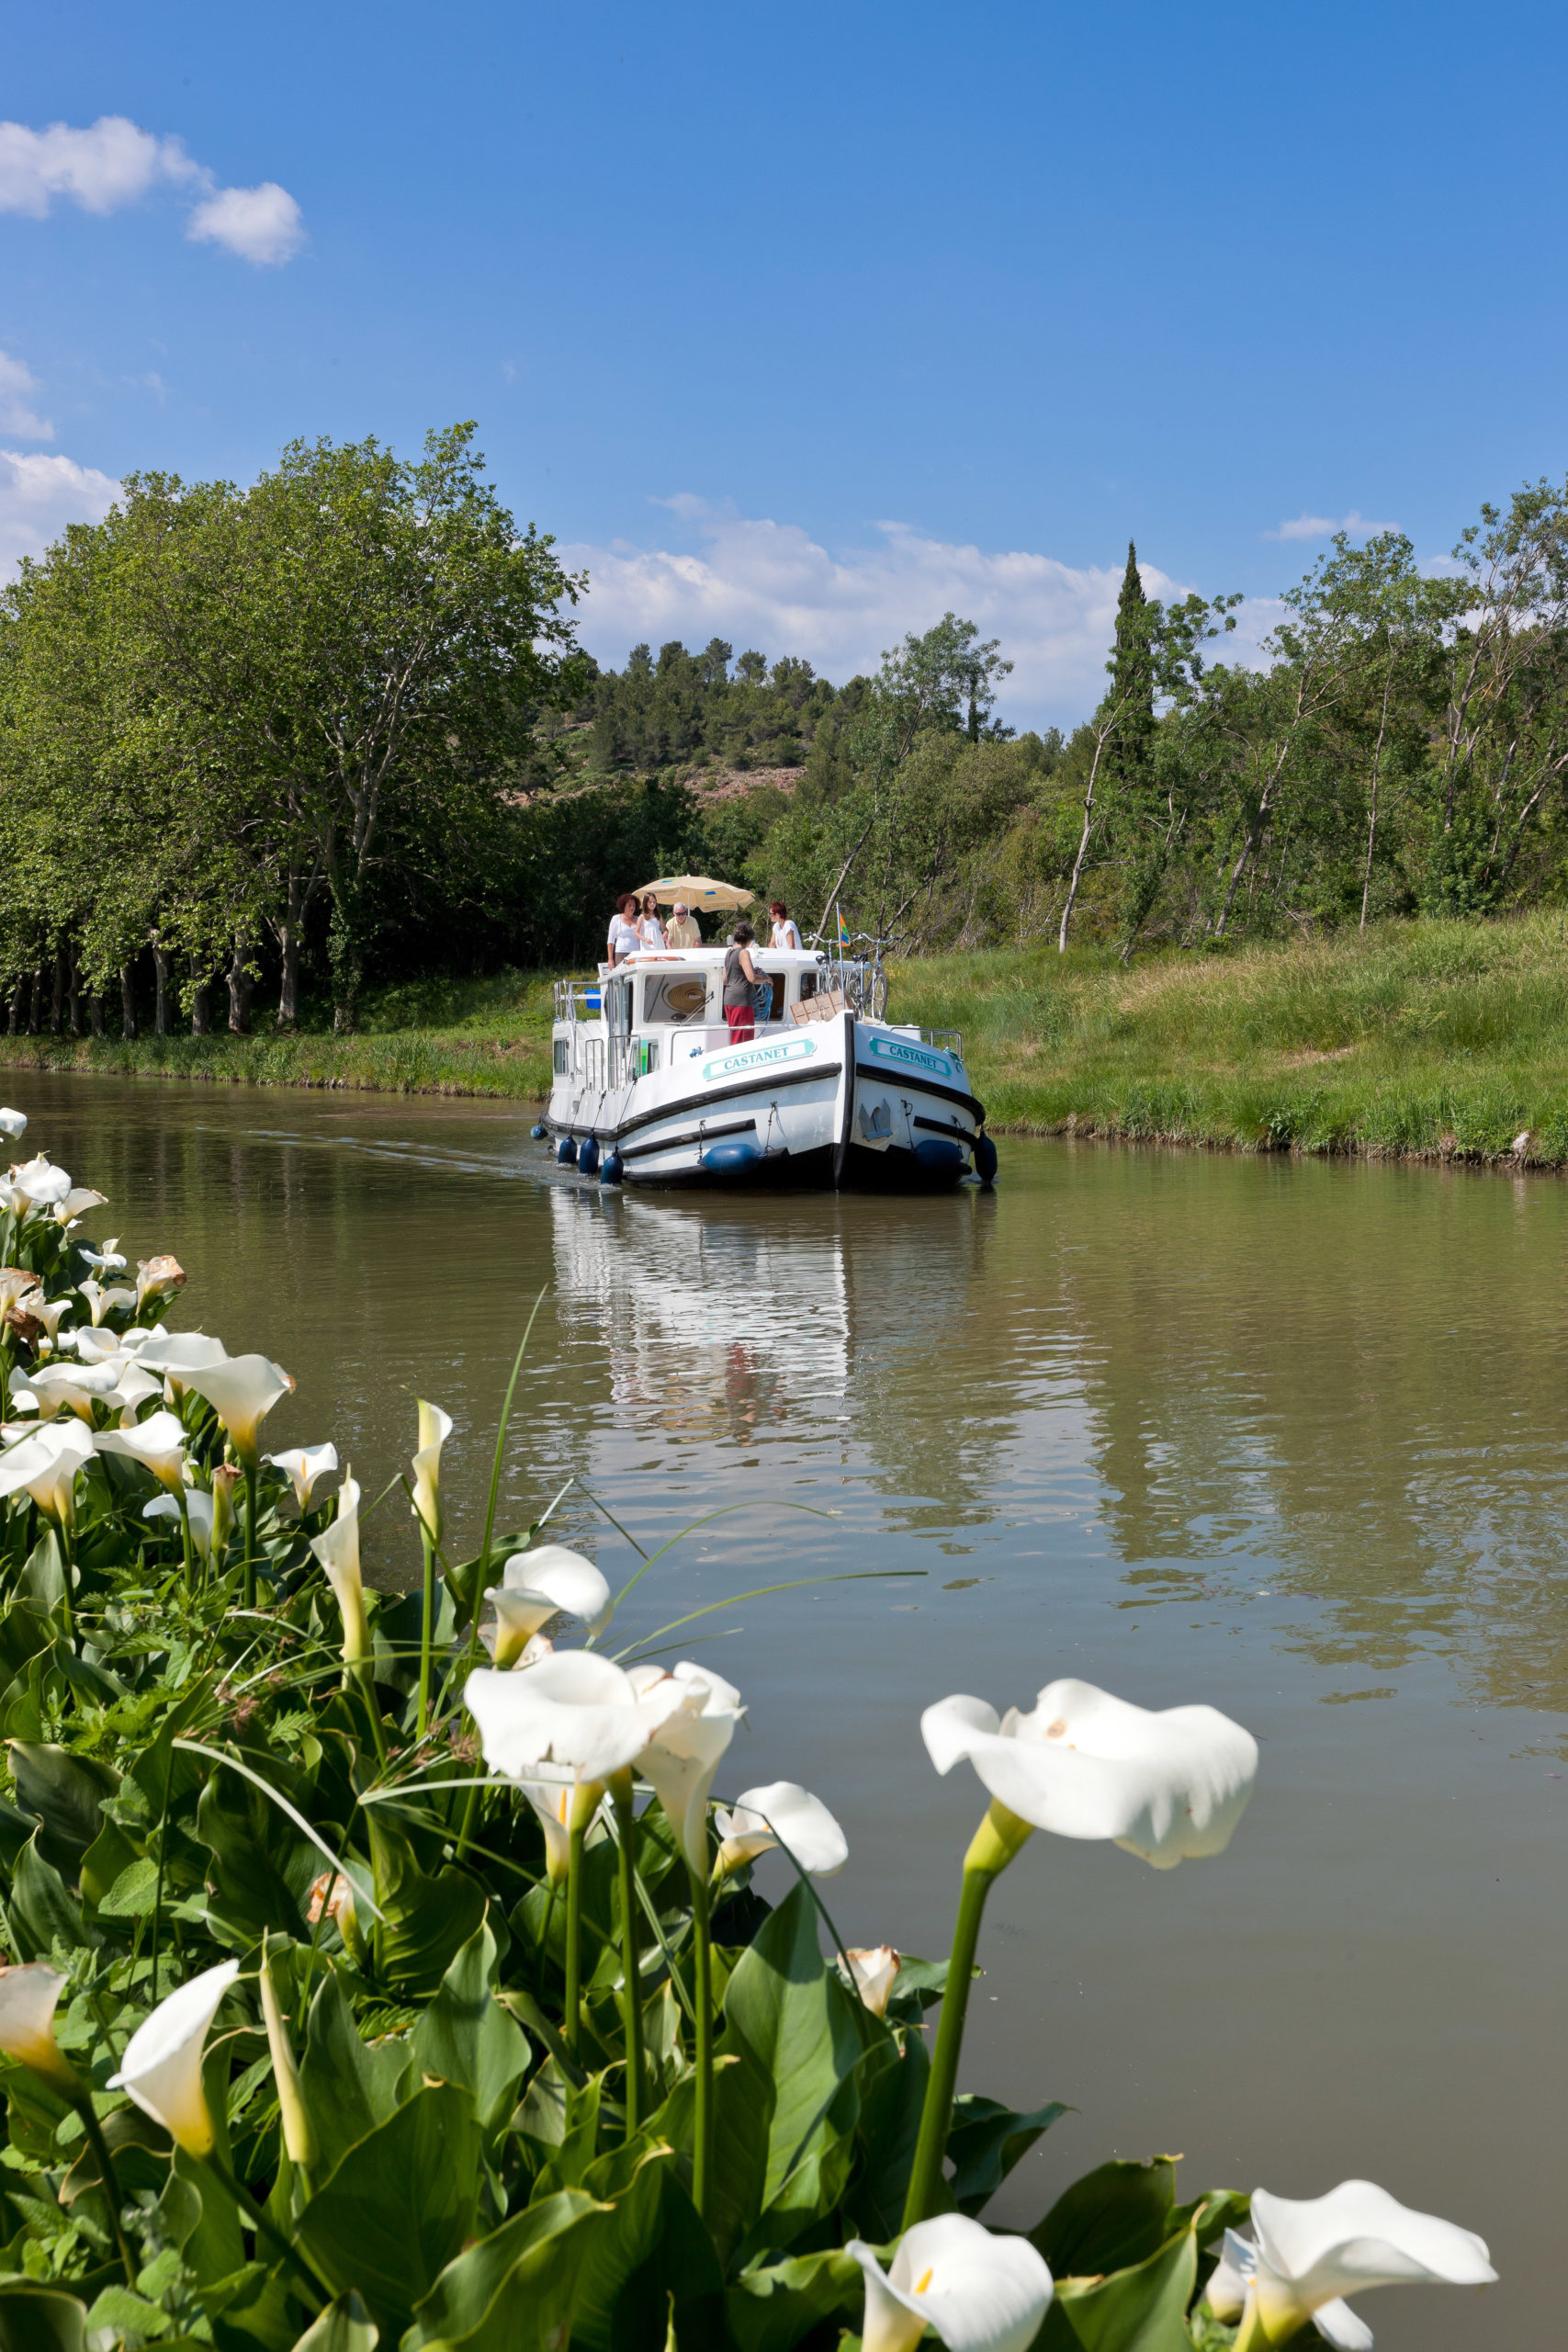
[[757, 968, 788, 1023], [799, 969, 818, 1001], [552, 1038, 570, 1075], [641, 971, 709, 1025], [605, 977, 633, 1036]]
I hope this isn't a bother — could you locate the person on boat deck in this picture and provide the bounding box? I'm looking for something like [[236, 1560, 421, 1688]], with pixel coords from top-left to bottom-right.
[[606, 895, 640, 967], [770, 899, 803, 951], [637, 891, 667, 949], [665, 899, 702, 947], [723, 922, 761, 1043]]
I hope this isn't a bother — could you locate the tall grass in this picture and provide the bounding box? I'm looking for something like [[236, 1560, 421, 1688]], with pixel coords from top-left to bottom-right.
[[11, 919, 1568, 1164]]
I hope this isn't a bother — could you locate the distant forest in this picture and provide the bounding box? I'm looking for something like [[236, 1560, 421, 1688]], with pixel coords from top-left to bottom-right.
[[6, 424, 1568, 1035]]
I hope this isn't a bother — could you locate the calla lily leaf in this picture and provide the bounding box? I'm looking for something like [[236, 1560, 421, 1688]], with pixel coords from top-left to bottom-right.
[[1049, 2223, 1197, 2352], [947, 2093, 1071, 2218], [295, 2083, 481, 2340], [1032, 2156, 1184, 2280], [404, 2189, 607, 2352]]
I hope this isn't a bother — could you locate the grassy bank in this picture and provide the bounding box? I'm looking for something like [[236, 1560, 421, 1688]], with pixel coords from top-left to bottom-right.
[[11, 917, 1568, 1165]]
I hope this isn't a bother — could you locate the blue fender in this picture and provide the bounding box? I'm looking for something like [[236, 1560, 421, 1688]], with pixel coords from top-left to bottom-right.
[[702, 1140, 762, 1177], [578, 1135, 601, 1176], [912, 1136, 966, 1176], [557, 1135, 577, 1165], [974, 1133, 998, 1183], [531, 1122, 547, 1140], [600, 1150, 624, 1185]]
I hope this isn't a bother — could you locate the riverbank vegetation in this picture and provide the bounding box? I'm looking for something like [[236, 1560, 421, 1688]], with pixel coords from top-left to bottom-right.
[[0, 1108, 1495, 2348], [12, 915, 1568, 1170]]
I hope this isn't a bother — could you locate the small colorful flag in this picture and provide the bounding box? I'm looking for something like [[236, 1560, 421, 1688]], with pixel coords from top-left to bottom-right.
[[837, 908, 851, 944]]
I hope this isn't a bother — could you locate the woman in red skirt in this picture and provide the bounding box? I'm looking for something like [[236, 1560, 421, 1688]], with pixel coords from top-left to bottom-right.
[[722, 922, 761, 1044]]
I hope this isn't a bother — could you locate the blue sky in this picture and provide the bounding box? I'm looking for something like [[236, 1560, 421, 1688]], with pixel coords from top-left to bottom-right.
[[4, 0, 1567, 726]]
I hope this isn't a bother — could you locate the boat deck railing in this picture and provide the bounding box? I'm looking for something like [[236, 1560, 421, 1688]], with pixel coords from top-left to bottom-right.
[[554, 978, 602, 1023], [920, 1028, 964, 1056]]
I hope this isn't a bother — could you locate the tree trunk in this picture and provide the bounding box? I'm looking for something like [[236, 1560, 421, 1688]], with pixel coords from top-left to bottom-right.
[[227, 933, 253, 1035], [328, 890, 363, 1034], [276, 870, 306, 1028], [119, 965, 138, 1040], [66, 951, 82, 1038], [50, 953, 64, 1036], [1359, 667, 1394, 931], [152, 944, 174, 1036], [6, 982, 17, 1037], [1058, 729, 1110, 953], [190, 960, 211, 1037], [88, 992, 106, 1039], [28, 967, 41, 1035]]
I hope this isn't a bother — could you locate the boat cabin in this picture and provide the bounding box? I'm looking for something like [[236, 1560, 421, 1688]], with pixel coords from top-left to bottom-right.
[[551, 949, 841, 1083]]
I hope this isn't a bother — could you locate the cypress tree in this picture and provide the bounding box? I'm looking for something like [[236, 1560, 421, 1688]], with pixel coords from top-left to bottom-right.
[[1111, 540, 1155, 750]]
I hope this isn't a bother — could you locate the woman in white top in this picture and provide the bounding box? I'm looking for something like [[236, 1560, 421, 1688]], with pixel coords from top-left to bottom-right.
[[769, 899, 804, 951], [637, 891, 667, 950], [606, 895, 640, 967]]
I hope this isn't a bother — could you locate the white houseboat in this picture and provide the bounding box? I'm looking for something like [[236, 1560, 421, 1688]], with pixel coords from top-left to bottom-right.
[[539, 945, 996, 1190]]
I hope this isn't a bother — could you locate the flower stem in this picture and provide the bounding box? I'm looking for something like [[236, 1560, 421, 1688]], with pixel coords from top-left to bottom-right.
[[56, 1518, 75, 1652], [177, 1492, 195, 1596], [689, 1860, 714, 2224], [203, 2148, 327, 2306], [1233, 2296, 1278, 2351], [417, 1529, 435, 1738], [243, 1461, 258, 1611], [611, 1776, 643, 2137], [901, 1801, 1030, 2229], [73, 2097, 136, 2287], [564, 1822, 586, 2060]]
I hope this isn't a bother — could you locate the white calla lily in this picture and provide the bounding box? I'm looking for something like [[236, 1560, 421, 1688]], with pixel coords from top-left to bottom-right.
[[107, 1958, 239, 2157], [9, 1157, 72, 1213], [496, 1544, 614, 1645], [0, 1962, 82, 2097], [96, 1409, 188, 1494], [146, 1490, 215, 1558], [54, 1188, 107, 1227], [134, 1255, 185, 1310], [921, 1678, 1258, 1869], [108, 1364, 164, 1421], [76, 1279, 135, 1328], [18, 1291, 71, 1342], [466, 1653, 688, 1814], [265, 1442, 339, 1511], [713, 1779, 849, 1878], [137, 1330, 229, 1377], [182, 1352, 295, 1464], [0, 1419, 95, 1524], [518, 1772, 610, 1885], [627, 1662, 747, 1873], [843, 1946, 902, 2018], [70, 1328, 125, 1366], [0, 1110, 27, 1139], [848, 2213, 1054, 2352], [1227, 2181, 1497, 2348], [311, 1476, 368, 1666], [80, 1238, 127, 1274], [26, 1359, 121, 1421], [0, 1271, 39, 1316], [411, 1400, 452, 1544]]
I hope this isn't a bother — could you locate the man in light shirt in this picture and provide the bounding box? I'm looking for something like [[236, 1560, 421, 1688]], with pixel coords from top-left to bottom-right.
[[665, 900, 703, 947]]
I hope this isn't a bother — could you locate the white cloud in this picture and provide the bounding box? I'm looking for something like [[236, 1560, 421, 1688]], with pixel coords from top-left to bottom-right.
[[1265, 507, 1397, 542], [186, 181, 303, 266], [0, 450, 118, 572], [560, 499, 1190, 725], [0, 352, 51, 441], [0, 113, 302, 265]]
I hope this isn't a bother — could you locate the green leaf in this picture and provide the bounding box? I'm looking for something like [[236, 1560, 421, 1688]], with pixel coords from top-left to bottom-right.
[[725, 2245, 866, 2352], [524, 2062, 602, 2191], [850, 2030, 934, 2241], [79, 1818, 141, 1914], [1047, 2227, 1199, 2352], [289, 2293, 379, 2352], [716, 1881, 869, 2260], [16, 1531, 64, 1616], [6, 1742, 118, 1874], [406, 2189, 603, 2352], [409, 1917, 528, 2132], [366, 1813, 484, 1998], [1032, 2156, 1178, 2278], [195, 1756, 319, 1945], [95, 1854, 161, 1918], [299, 1973, 412, 2185], [948, 2093, 1069, 2217], [9, 1827, 89, 1957], [0, 2283, 87, 2352], [296, 2083, 480, 2338], [560, 2149, 723, 2352]]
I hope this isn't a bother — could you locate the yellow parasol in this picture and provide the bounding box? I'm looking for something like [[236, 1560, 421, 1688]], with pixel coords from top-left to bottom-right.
[[635, 874, 755, 911]]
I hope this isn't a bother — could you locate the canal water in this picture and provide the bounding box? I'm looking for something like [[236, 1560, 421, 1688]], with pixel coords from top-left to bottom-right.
[[7, 1070, 1562, 2348]]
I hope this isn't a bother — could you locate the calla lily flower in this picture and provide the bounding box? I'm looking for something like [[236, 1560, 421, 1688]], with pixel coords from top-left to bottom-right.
[[80, 1238, 127, 1274], [1216, 2182, 1497, 2348], [494, 1544, 614, 1646], [258, 1938, 316, 2174], [516, 1772, 609, 1885], [135, 1255, 185, 1311], [146, 1491, 215, 1558], [107, 1958, 239, 2158], [0, 1962, 83, 2098], [108, 1364, 164, 1422], [843, 1947, 902, 2018], [9, 1158, 72, 1214], [411, 1400, 452, 1544], [137, 1330, 229, 1378], [69, 1328, 123, 1365], [76, 1279, 135, 1329], [848, 2214, 1054, 2352], [0, 1270, 40, 1317], [183, 1352, 295, 1464], [626, 1662, 747, 1874], [0, 1419, 95, 1525], [96, 1409, 188, 1494], [921, 1679, 1258, 1870], [265, 1442, 339, 1511], [465, 1654, 688, 1816], [307, 1871, 355, 1932], [27, 1359, 122, 1420], [312, 1476, 368, 1666], [713, 1780, 849, 1878], [0, 1110, 27, 1140], [54, 1188, 107, 1227], [16, 1288, 69, 1341]]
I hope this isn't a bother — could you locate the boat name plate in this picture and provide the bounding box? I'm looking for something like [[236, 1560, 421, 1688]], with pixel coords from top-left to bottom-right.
[[702, 1035, 820, 1081]]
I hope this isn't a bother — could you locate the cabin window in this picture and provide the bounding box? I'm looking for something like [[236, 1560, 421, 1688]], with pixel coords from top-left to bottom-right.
[[799, 969, 819, 1001], [552, 1038, 570, 1075], [636, 1037, 660, 1077], [757, 968, 787, 1023], [641, 972, 709, 1025], [582, 1038, 605, 1089], [605, 977, 633, 1037]]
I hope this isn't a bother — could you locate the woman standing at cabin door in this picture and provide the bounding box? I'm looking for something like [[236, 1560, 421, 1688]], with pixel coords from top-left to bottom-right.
[[723, 922, 761, 1044]]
